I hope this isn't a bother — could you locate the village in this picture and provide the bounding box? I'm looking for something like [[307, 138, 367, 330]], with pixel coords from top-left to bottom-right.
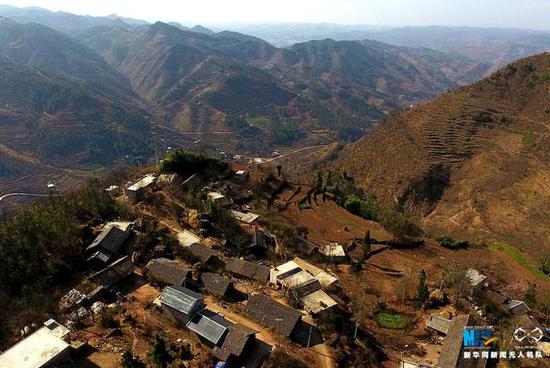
[[0, 150, 548, 368]]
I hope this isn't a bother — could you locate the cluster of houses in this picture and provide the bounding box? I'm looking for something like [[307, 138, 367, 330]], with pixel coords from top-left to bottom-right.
[[404, 268, 550, 368]]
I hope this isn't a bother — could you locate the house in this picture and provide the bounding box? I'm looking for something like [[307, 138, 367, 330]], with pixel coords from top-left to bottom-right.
[[279, 270, 317, 292], [231, 210, 260, 224], [156, 173, 182, 188], [89, 256, 134, 287], [177, 230, 202, 248], [225, 259, 270, 283], [319, 242, 346, 260], [505, 300, 530, 316], [427, 315, 451, 335], [126, 174, 156, 204], [245, 294, 302, 338], [437, 315, 470, 368], [186, 309, 231, 347], [159, 286, 204, 325], [0, 320, 71, 368], [208, 192, 232, 207], [189, 243, 224, 269], [86, 222, 133, 264], [300, 289, 337, 314], [213, 324, 257, 364], [272, 258, 338, 289], [146, 258, 192, 287], [465, 268, 487, 289], [248, 227, 270, 254], [200, 272, 234, 298]]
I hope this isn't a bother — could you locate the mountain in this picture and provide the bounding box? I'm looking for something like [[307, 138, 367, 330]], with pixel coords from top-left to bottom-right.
[[224, 24, 550, 72], [78, 22, 487, 148], [0, 20, 153, 205], [327, 53, 550, 252], [0, 18, 139, 104], [191, 25, 215, 35], [0, 4, 145, 34]]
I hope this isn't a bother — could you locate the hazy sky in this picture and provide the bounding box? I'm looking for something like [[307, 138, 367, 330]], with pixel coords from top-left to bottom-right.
[[3, 0, 550, 30]]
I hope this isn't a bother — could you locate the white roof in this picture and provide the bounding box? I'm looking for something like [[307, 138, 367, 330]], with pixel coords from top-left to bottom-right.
[[208, 192, 225, 201], [231, 210, 259, 224], [465, 268, 487, 287], [0, 325, 70, 368], [301, 289, 337, 314], [235, 170, 246, 175], [177, 230, 201, 248], [280, 270, 315, 289], [127, 174, 156, 191], [319, 243, 346, 257], [293, 258, 338, 288], [270, 260, 301, 283]]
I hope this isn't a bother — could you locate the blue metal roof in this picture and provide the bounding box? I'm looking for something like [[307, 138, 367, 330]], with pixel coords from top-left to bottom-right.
[[160, 286, 203, 315]]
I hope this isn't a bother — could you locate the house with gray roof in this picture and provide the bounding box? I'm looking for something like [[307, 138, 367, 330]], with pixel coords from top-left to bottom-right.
[[189, 243, 223, 269], [437, 315, 470, 368], [427, 315, 451, 335], [200, 272, 234, 298], [245, 294, 302, 338], [89, 256, 134, 287], [225, 259, 270, 283], [186, 309, 231, 347], [86, 222, 133, 264], [159, 286, 204, 325], [213, 324, 258, 364], [146, 258, 192, 287]]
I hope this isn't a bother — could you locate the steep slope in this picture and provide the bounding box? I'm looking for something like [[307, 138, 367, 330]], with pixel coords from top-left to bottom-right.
[[0, 18, 140, 104], [79, 23, 486, 147], [329, 53, 550, 252]]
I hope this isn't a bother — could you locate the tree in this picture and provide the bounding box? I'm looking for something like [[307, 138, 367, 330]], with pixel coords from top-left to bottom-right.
[[524, 284, 537, 307], [417, 270, 429, 303], [121, 351, 143, 368], [148, 335, 174, 368], [276, 164, 282, 177]]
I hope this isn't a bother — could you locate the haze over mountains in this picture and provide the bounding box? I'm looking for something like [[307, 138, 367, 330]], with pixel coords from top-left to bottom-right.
[[0, 4, 548, 217]]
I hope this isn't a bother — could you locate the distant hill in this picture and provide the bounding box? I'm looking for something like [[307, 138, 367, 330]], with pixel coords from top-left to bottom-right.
[[78, 22, 486, 148], [225, 24, 550, 72], [327, 53, 550, 252], [0, 18, 140, 104], [0, 4, 145, 34]]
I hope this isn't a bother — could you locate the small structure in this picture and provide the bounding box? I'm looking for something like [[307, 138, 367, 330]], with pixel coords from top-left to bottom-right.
[[200, 272, 234, 298], [0, 320, 71, 368], [89, 256, 134, 287], [505, 300, 530, 316], [245, 294, 302, 338], [427, 315, 451, 335], [181, 173, 201, 189], [126, 174, 156, 204], [437, 315, 470, 368], [300, 289, 337, 314], [319, 242, 346, 260], [186, 309, 231, 347], [213, 324, 257, 364], [465, 268, 487, 289], [159, 286, 204, 325], [146, 258, 192, 287], [231, 210, 260, 224], [177, 230, 201, 248], [225, 259, 270, 283], [208, 192, 232, 207], [86, 222, 133, 264], [189, 243, 224, 269], [272, 258, 338, 289], [156, 173, 182, 188]]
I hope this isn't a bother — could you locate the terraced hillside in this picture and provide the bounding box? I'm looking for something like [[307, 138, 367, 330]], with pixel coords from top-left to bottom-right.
[[0, 55, 152, 210], [325, 53, 550, 252], [79, 22, 487, 148]]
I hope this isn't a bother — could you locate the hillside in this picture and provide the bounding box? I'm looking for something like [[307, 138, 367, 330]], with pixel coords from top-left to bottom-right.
[[328, 53, 550, 252], [0, 55, 152, 210], [78, 22, 486, 148]]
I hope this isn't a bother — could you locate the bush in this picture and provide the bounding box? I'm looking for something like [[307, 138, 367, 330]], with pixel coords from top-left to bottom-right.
[[148, 335, 174, 368], [159, 150, 228, 177], [436, 236, 469, 250]]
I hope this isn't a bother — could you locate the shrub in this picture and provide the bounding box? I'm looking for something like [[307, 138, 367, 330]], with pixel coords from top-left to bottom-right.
[[436, 236, 469, 250], [148, 335, 174, 368]]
